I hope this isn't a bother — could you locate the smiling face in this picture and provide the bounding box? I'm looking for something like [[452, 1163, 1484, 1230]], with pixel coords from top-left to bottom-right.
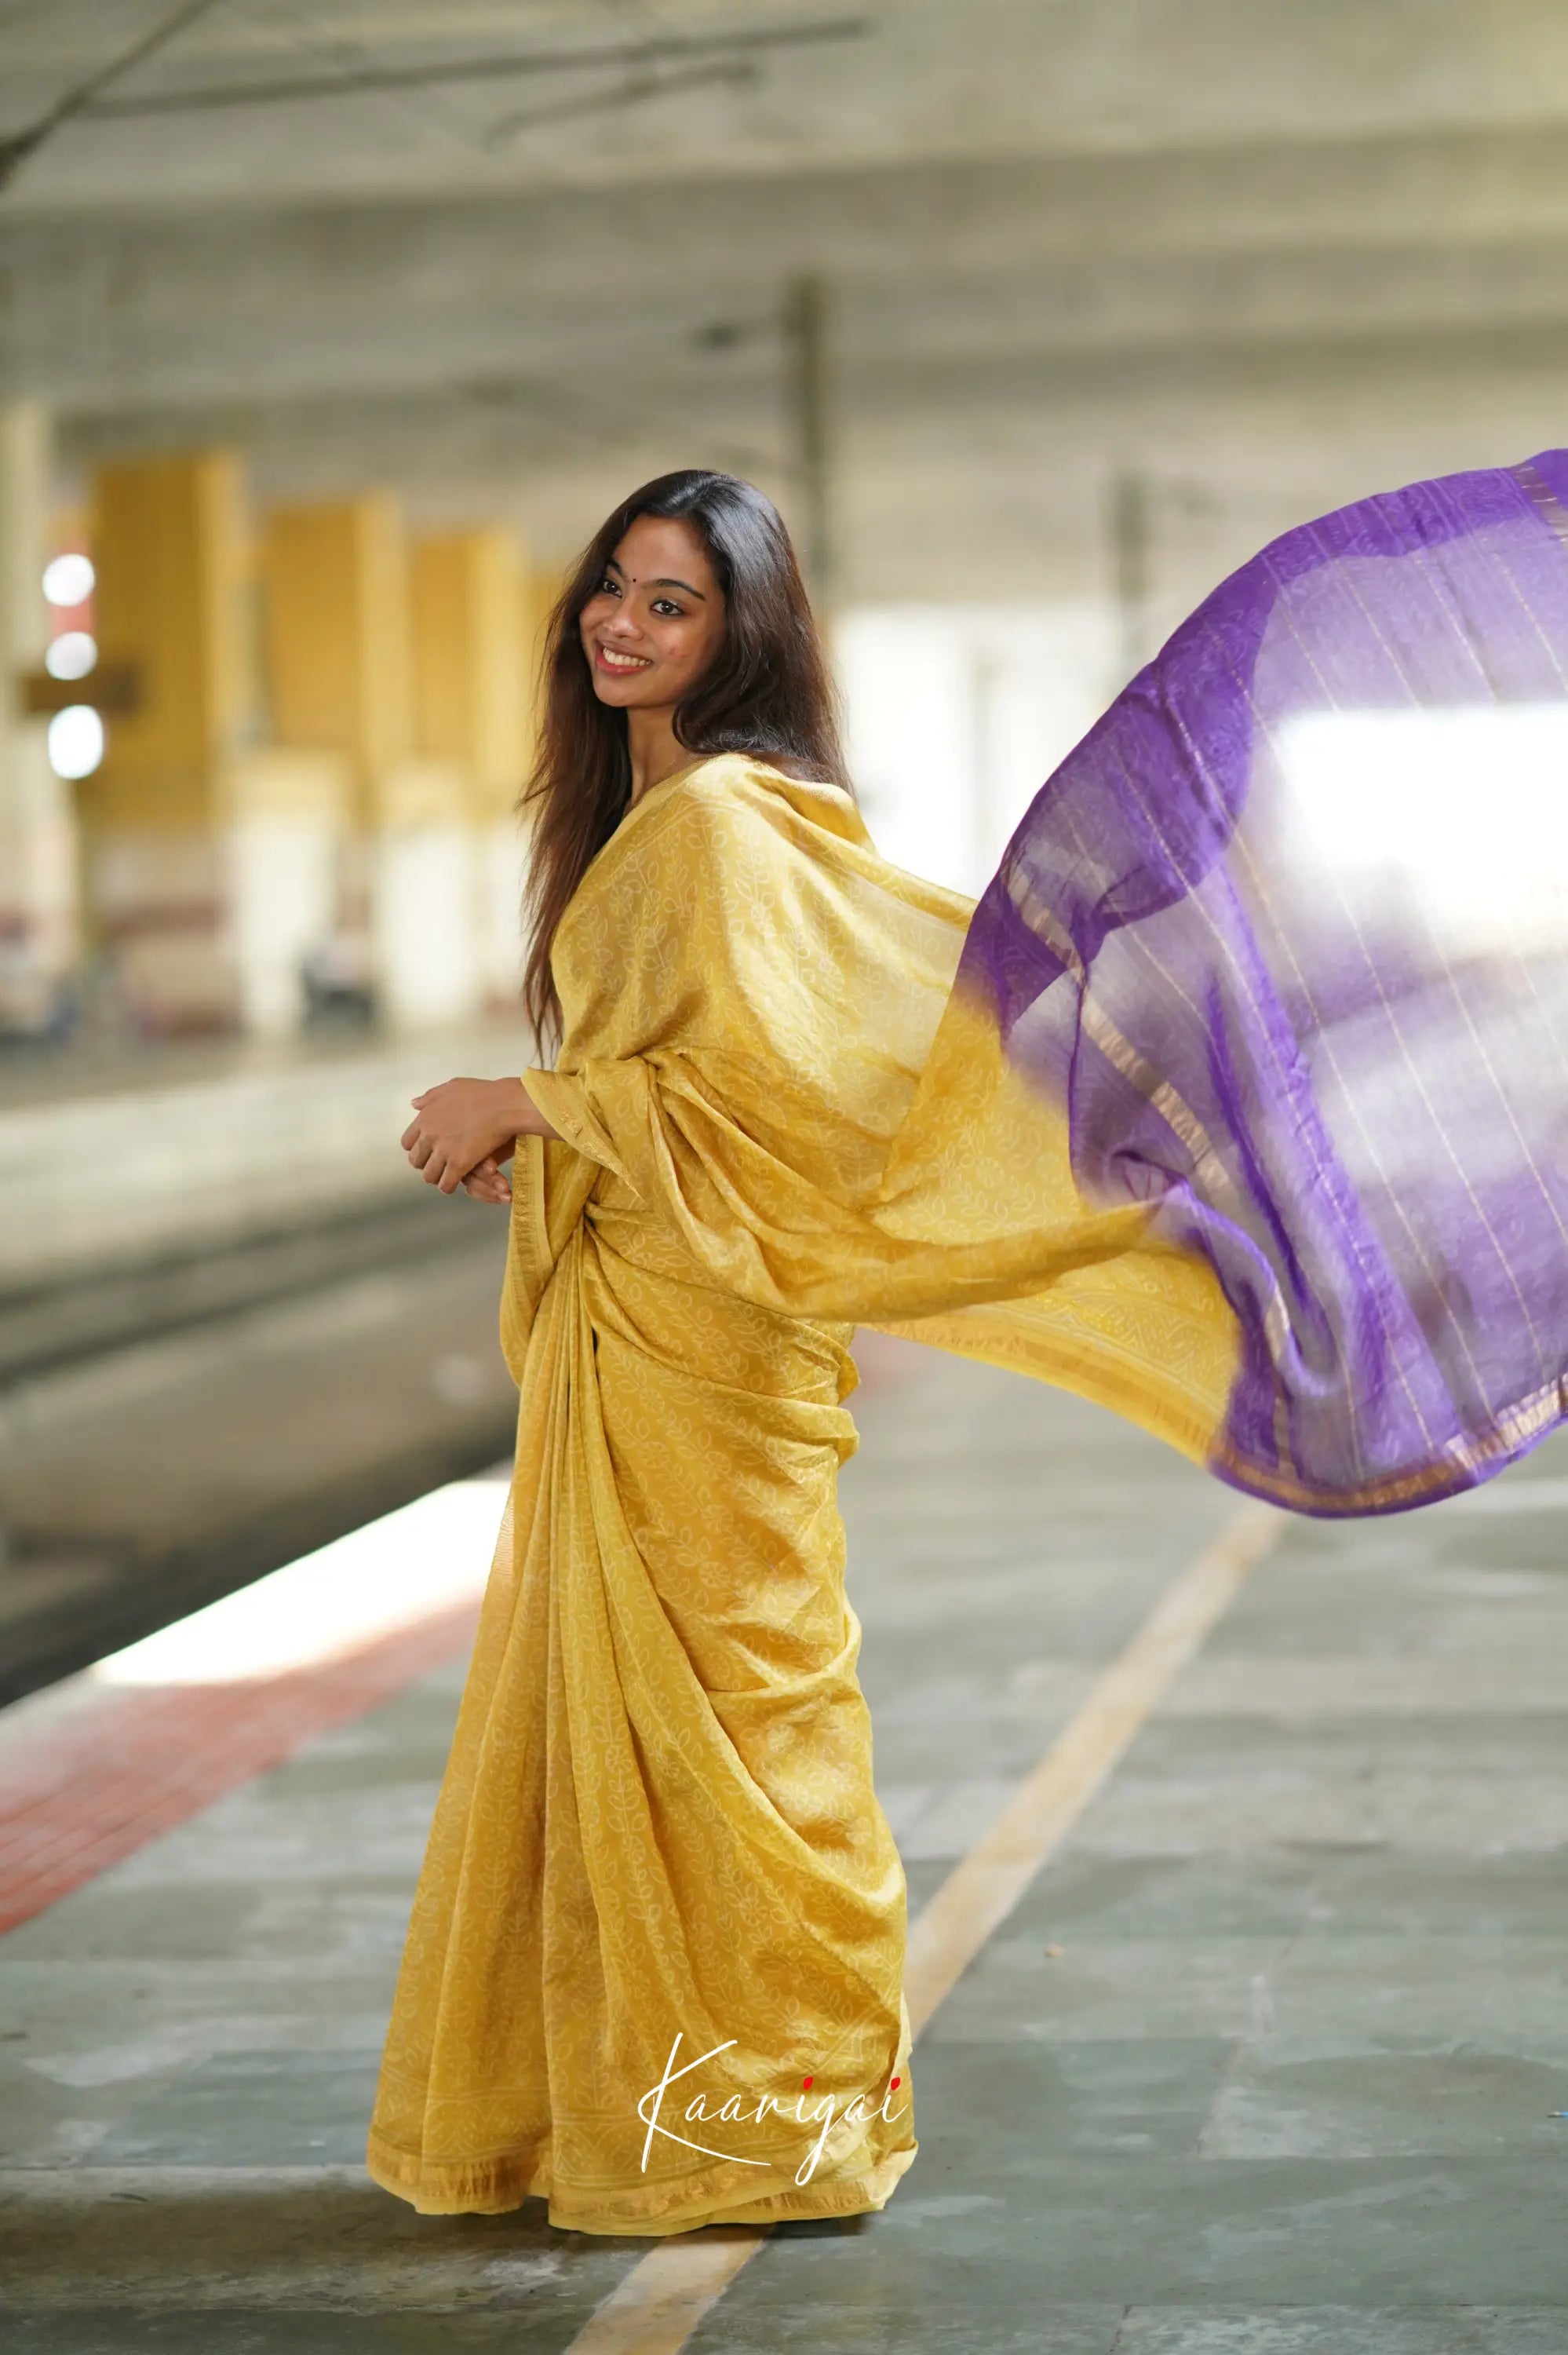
[[577, 514, 727, 714]]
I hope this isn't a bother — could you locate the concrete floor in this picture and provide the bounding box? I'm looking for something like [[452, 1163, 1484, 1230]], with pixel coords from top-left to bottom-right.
[[2, 1341, 1568, 2349]]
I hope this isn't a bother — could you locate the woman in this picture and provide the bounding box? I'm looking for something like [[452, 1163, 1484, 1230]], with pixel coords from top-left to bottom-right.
[[374, 455, 1568, 2231], [370, 469, 961, 2233]]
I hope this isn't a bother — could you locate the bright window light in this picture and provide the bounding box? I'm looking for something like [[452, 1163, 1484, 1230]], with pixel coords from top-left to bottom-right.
[[43, 630, 96, 681], [46, 704, 104, 780], [1281, 703, 1568, 957], [838, 602, 1118, 893], [42, 552, 94, 607], [93, 1477, 506, 1687]]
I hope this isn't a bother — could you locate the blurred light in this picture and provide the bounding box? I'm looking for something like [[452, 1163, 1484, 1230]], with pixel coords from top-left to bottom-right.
[[42, 553, 94, 607], [839, 603, 1116, 891], [46, 704, 104, 780], [43, 630, 97, 681], [92, 1476, 505, 1685], [1282, 703, 1568, 957]]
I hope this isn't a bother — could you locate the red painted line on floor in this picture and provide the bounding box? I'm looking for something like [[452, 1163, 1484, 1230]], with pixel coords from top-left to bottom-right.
[[0, 1597, 480, 1934]]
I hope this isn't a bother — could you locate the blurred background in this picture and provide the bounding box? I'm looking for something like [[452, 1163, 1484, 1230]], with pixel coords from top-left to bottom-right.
[[2, 0, 1565, 1695]]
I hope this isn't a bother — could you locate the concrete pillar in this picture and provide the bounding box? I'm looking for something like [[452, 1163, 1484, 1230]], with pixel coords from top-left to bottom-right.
[[0, 403, 78, 1039], [227, 747, 351, 1039], [82, 448, 340, 1037], [77, 447, 311, 1031], [411, 525, 538, 1013], [263, 495, 479, 1031], [261, 493, 411, 807]]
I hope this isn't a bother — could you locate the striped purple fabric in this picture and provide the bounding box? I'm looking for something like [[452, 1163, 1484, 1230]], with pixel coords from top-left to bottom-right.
[[965, 453, 1568, 1512]]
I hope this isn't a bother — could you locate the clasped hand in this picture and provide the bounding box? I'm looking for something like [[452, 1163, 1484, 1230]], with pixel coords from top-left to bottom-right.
[[401, 1076, 530, 1204]]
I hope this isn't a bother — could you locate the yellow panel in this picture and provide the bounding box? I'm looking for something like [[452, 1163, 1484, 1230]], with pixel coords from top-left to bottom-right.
[[411, 525, 534, 820], [261, 493, 411, 823], [88, 449, 248, 831], [522, 562, 562, 787], [410, 535, 469, 774]]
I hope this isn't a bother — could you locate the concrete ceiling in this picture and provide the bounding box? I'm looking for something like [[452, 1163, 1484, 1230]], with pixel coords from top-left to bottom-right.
[[7, 2, 1568, 210], [4, 2, 1568, 604]]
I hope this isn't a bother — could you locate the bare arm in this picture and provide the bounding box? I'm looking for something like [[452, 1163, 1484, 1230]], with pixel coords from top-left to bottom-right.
[[401, 1075, 562, 1199]]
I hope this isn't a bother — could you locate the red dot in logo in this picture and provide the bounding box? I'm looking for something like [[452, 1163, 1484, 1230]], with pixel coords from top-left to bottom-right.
[[801, 2075, 813, 2090], [890, 2076, 901, 2089]]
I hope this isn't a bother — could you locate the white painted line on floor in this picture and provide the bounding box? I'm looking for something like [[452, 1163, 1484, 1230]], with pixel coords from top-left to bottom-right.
[[563, 1498, 1286, 2353], [89, 1473, 509, 1688], [560, 2230, 773, 2355], [901, 1499, 1281, 2033]]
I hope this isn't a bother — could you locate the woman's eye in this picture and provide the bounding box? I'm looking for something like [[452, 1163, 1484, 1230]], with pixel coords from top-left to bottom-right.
[[651, 597, 684, 617], [597, 575, 619, 597]]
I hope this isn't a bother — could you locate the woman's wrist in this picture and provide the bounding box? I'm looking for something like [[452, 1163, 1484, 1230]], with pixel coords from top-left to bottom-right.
[[497, 1075, 558, 1143]]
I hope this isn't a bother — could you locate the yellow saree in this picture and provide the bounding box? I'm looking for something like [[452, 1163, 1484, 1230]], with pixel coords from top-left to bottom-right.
[[366, 752, 1239, 2233]]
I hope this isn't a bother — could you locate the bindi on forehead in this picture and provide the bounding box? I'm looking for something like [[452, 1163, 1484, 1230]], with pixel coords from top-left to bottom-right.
[[605, 557, 710, 601]]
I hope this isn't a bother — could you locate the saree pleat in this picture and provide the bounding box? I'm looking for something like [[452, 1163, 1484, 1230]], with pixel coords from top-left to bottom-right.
[[369, 1134, 915, 2229]]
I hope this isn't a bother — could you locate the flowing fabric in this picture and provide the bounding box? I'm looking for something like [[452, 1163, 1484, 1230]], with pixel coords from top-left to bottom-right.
[[964, 449, 1568, 1509], [370, 452, 1568, 2229]]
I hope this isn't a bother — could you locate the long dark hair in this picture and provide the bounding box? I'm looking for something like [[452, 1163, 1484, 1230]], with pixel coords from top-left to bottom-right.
[[520, 468, 851, 1051]]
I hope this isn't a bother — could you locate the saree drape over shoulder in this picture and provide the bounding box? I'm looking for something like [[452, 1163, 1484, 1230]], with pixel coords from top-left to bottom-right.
[[370, 453, 1568, 2230]]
